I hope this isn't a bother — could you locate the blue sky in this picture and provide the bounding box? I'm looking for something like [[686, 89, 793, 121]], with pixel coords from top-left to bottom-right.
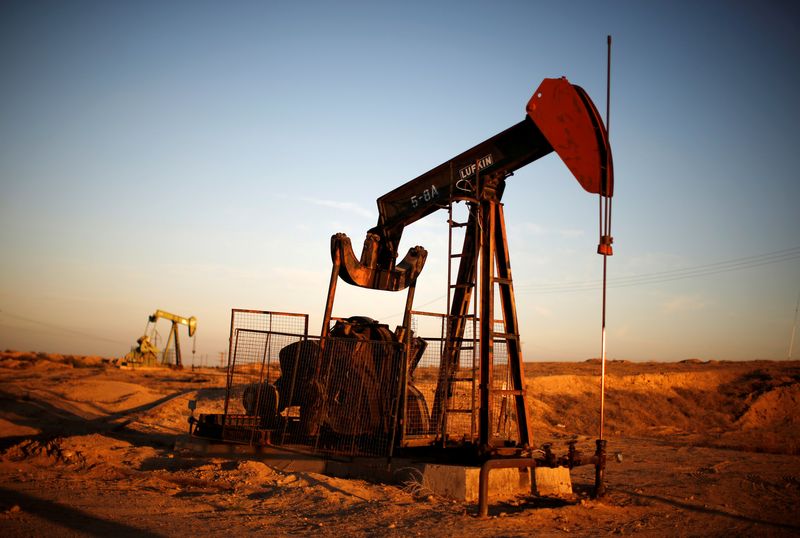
[[1, 1, 798, 362]]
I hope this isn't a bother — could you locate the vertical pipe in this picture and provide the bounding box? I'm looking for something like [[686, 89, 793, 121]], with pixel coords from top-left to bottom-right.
[[599, 257, 607, 441], [593, 438, 607, 498]]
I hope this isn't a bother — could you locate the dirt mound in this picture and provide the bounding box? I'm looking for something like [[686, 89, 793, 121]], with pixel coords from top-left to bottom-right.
[[0, 350, 107, 369], [52, 379, 162, 414], [737, 384, 800, 430], [2, 433, 160, 478], [523, 363, 800, 454]]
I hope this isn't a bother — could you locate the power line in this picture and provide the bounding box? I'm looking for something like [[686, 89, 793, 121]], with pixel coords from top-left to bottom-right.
[[789, 289, 800, 360], [516, 246, 800, 294], [0, 310, 129, 346], [372, 246, 800, 318]]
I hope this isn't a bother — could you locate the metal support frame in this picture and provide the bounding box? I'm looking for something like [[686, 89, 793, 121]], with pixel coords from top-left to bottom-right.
[[478, 192, 494, 450], [434, 171, 532, 453], [163, 321, 182, 367], [479, 190, 531, 451], [494, 203, 532, 448]]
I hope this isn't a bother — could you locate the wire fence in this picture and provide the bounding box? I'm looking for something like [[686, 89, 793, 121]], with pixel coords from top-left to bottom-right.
[[211, 309, 520, 456]]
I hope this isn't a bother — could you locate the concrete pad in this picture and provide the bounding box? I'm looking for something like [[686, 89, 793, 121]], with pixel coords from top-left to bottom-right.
[[532, 466, 572, 497], [420, 464, 531, 502]]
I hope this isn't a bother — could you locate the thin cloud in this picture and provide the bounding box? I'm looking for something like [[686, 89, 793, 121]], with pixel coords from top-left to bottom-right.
[[299, 197, 374, 219]]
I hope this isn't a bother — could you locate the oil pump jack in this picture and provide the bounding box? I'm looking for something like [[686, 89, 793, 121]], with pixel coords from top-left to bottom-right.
[[195, 76, 613, 501], [151, 310, 197, 368], [126, 310, 197, 368], [322, 76, 613, 453]]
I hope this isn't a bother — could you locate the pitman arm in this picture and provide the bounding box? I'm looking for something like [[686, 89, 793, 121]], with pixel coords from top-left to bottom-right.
[[332, 77, 613, 291]]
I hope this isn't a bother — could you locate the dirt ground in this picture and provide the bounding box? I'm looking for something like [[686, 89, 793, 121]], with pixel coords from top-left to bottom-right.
[[1, 351, 799, 537]]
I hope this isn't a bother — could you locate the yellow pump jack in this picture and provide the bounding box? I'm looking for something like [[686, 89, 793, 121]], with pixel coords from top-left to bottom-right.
[[126, 310, 197, 368]]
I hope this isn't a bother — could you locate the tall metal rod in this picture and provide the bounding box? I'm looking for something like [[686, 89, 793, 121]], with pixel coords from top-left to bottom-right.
[[599, 256, 608, 440], [605, 33, 614, 242], [789, 289, 800, 360], [606, 35, 612, 136], [594, 34, 613, 499], [599, 34, 612, 442]]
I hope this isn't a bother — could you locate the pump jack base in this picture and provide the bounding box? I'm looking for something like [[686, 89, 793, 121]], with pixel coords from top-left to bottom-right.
[[175, 435, 578, 508]]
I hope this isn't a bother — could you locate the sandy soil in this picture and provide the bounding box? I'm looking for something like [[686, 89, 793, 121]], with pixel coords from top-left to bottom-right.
[[1, 351, 799, 537]]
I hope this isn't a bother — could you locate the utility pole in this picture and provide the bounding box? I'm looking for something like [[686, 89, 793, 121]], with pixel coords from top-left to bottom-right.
[[789, 290, 800, 360]]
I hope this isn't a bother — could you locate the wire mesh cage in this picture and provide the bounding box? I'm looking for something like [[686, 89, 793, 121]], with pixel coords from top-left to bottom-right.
[[218, 310, 406, 457], [221, 310, 309, 445], [306, 334, 404, 456], [210, 309, 521, 455]]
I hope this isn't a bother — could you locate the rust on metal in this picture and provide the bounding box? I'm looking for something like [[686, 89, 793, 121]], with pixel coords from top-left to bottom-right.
[[526, 77, 614, 197], [332, 233, 427, 291]]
